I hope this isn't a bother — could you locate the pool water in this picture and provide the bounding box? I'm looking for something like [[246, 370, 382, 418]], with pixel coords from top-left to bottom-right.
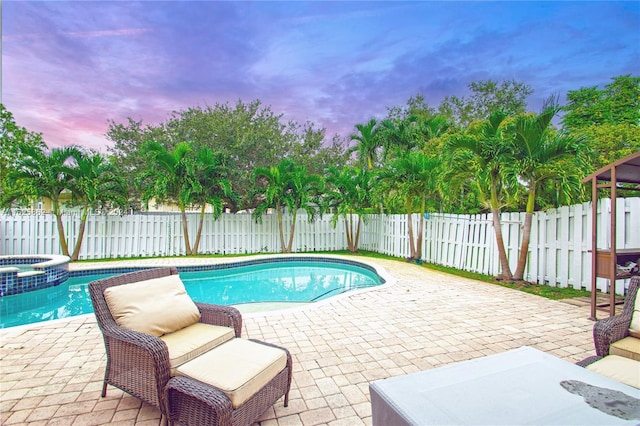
[[1, 264, 35, 272], [0, 261, 382, 328]]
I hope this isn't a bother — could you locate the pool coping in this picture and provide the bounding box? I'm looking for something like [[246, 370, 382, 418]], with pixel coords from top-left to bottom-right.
[[2, 254, 397, 329], [1, 254, 71, 296]]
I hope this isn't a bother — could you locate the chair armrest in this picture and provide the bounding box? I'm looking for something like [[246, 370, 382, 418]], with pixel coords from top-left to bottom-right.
[[576, 355, 602, 367], [196, 303, 243, 337], [593, 314, 632, 357], [165, 376, 233, 426]]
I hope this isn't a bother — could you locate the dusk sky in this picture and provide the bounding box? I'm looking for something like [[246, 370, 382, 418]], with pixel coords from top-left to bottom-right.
[[2, 1, 639, 152]]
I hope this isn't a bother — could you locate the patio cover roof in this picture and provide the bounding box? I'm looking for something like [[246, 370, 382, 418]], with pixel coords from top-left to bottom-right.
[[581, 151, 640, 184]]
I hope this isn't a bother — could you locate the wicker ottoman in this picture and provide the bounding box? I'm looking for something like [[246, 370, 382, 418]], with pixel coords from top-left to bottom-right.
[[164, 338, 292, 426]]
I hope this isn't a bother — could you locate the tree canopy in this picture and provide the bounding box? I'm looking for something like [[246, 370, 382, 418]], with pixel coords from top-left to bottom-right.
[[2, 73, 638, 272]]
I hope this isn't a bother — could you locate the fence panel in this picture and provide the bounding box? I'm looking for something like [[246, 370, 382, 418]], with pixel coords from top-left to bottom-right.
[[2, 198, 638, 295], [359, 214, 381, 252], [464, 214, 494, 276]]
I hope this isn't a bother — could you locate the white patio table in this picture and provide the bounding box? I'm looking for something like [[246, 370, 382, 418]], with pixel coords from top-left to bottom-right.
[[370, 346, 640, 425]]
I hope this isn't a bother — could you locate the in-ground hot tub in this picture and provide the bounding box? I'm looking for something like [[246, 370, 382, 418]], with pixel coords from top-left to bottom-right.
[[0, 255, 70, 297]]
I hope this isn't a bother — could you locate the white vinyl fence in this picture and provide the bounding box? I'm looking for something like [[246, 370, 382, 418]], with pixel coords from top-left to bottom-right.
[[2, 198, 639, 294]]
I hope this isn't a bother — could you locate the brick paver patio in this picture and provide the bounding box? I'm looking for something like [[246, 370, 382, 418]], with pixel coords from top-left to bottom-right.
[[1, 256, 598, 425]]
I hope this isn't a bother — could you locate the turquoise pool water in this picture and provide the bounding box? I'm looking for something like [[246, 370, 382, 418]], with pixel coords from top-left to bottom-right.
[[1, 264, 35, 272], [0, 260, 382, 328]]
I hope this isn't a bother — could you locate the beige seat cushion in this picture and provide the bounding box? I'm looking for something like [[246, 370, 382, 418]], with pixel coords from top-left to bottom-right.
[[586, 355, 640, 389], [610, 336, 640, 361], [176, 338, 287, 408], [630, 290, 640, 338], [161, 323, 235, 374], [104, 274, 200, 336]]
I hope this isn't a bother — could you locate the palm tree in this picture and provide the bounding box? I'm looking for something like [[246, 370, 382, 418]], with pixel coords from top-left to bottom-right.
[[419, 115, 451, 142], [138, 141, 231, 255], [349, 119, 381, 170], [68, 150, 128, 260], [378, 151, 441, 262], [189, 146, 234, 254], [6, 143, 81, 256], [380, 116, 420, 158], [445, 110, 516, 280], [324, 166, 373, 253], [138, 141, 194, 253], [252, 159, 323, 253], [510, 102, 590, 280]]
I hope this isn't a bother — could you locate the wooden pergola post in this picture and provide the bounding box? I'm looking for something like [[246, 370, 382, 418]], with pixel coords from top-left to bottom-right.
[[582, 151, 640, 320]]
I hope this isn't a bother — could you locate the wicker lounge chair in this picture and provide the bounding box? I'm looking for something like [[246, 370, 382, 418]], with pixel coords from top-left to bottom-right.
[[578, 275, 640, 370], [89, 267, 291, 425], [591, 275, 639, 359]]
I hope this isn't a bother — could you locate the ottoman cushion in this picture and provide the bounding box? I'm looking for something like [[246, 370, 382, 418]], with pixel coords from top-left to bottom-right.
[[161, 323, 235, 373], [176, 338, 287, 408], [586, 354, 640, 389], [609, 336, 640, 361]]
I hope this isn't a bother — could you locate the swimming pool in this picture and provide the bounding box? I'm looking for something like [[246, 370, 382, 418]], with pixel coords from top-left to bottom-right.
[[0, 258, 384, 328]]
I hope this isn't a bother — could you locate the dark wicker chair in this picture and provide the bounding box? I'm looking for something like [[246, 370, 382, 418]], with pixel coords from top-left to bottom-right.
[[592, 275, 639, 357], [89, 267, 243, 416]]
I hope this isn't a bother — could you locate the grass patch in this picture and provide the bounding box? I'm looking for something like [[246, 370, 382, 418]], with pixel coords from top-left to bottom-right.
[[421, 261, 590, 300], [330, 250, 590, 301]]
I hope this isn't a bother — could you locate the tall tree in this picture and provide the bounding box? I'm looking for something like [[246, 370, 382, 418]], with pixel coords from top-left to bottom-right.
[[189, 146, 235, 254], [68, 150, 129, 260], [510, 101, 590, 280], [6, 144, 81, 256], [444, 110, 516, 279], [324, 166, 373, 253], [378, 151, 441, 262], [349, 119, 382, 170], [137, 141, 232, 255], [252, 159, 323, 253], [439, 80, 532, 128], [417, 115, 452, 155], [0, 104, 46, 206], [386, 94, 437, 122], [138, 141, 194, 253], [380, 115, 419, 158], [106, 117, 169, 208], [561, 75, 640, 171], [574, 123, 640, 171], [561, 74, 640, 130], [109, 100, 341, 211]]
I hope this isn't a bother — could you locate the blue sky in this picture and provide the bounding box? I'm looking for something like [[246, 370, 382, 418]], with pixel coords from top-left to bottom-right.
[[3, 1, 639, 151]]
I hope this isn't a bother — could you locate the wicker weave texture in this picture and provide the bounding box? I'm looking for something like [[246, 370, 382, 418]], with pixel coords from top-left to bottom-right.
[[165, 341, 292, 426], [576, 355, 602, 367], [592, 275, 639, 357], [89, 267, 243, 415]]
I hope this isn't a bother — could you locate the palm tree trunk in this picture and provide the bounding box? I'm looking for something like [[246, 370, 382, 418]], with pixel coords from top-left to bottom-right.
[[286, 210, 297, 253], [514, 188, 535, 280], [192, 205, 206, 255], [354, 216, 362, 252], [415, 197, 425, 260], [344, 215, 354, 252], [492, 208, 513, 280], [407, 209, 416, 261], [52, 199, 70, 257], [70, 206, 89, 261], [180, 208, 193, 255], [489, 177, 513, 280], [277, 206, 287, 253]]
